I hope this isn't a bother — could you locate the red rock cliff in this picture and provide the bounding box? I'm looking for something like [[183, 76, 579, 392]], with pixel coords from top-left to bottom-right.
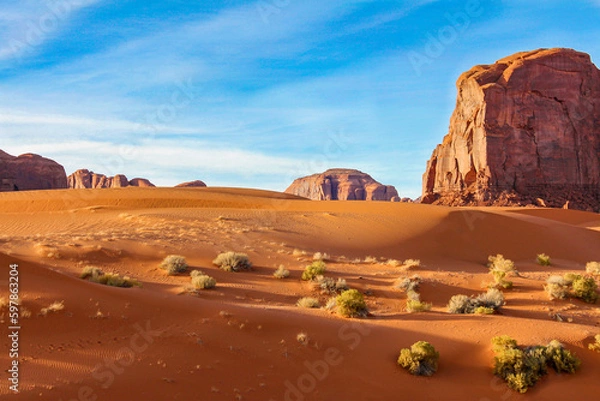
[[0, 150, 67, 191], [422, 48, 600, 211], [68, 169, 155, 189]]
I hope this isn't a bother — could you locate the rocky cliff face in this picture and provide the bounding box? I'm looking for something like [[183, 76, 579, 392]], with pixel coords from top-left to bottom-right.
[[0, 150, 67, 191], [422, 48, 600, 211], [68, 169, 155, 189], [285, 168, 399, 201]]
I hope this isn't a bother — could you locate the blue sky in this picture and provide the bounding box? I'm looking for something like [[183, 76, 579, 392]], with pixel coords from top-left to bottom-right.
[[1, 0, 599, 197]]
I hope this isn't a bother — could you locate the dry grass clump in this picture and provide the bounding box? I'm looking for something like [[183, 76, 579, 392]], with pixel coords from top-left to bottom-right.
[[536, 253, 551, 266], [396, 275, 430, 312], [544, 273, 598, 304], [588, 335, 600, 352], [586, 261, 600, 275], [447, 288, 504, 314], [40, 300, 65, 316], [301, 260, 326, 281], [492, 336, 580, 393], [296, 297, 320, 309], [397, 341, 439, 376], [213, 252, 252, 272], [312, 252, 330, 261], [81, 266, 140, 288], [363, 255, 379, 264], [160, 255, 188, 275], [386, 259, 401, 267], [406, 299, 432, 313], [396, 275, 421, 292], [313, 275, 348, 294], [273, 265, 290, 279], [402, 259, 421, 269], [488, 254, 517, 289], [296, 332, 309, 345], [190, 270, 216, 290], [335, 289, 368, 318]]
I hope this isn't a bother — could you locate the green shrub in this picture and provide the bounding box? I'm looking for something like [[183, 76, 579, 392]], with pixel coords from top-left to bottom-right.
[[190, 270, 216, 289], [588, 334, 600, 352], [406, 299, 432, 313], [474, 306, 495, 315], [81, 266, 140, 288], [488, 254, 517, 289], [570, 275, 598, 304], [296, 297, 320, 309], [546, 273, 598, 303], [447, 289, 504, 314], [492, 336, 580, 393], [160, 255, 188, 275], [586, 261, 600, 275], [301, 260, 326, 281], [545, 340, 581, 373], [336, 289, 368, 318], [536, 253, 551, 266], [213, 252, 252, 272], [273, 265, 290, 279], [397, 341, 439, 376]]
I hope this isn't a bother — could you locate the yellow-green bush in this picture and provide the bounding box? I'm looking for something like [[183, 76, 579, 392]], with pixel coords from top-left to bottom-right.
[[335, 289, 368, 318], [397, 341, 439, 376], [301, 260, 326, 281], [213, 252, 252, 272]]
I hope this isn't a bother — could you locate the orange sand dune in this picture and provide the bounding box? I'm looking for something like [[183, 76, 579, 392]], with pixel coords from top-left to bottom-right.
[[0, 188, 599, 400]]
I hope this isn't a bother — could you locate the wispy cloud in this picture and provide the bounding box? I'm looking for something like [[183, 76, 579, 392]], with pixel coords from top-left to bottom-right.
[[0, 0, 102, 61]]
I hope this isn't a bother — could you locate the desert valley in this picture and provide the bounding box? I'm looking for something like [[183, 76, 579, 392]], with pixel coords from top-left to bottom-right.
[[1, 47, 600, 400]]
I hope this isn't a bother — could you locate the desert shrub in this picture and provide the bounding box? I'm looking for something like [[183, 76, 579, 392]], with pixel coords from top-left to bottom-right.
[[447, 289, 504, 314], [213, 252, 252, 272], [314, 275, 348, 294], [474, 306, 495, 315], [297, 297, 320, 309], [273, 265, 290, 279], [536, 253, 551, 266], [402, 259, 421, 269], [336, 289, 368, 318], [190, 271, 216, 289], [363, 256, 379, 264], [545, 340, 581, 373], [324, 297, 337, 311], [397, 341, 439, 376], [406, 299, 432, 313], [301, 260, 326, 281], [160, 255, 188, 275], [386, 259, 401, 267], [588, 335, 600, 352], [396, 275, 421, 292], [570, 275, 598, 304], [586, 261, 600, 275], [492, 336, 580, 393], [296, 332, 309, 345], [544, 275, 569, 300], [488, 254, 517, 289], [546, 274, 598, 303], [81, 266, 139, 288]]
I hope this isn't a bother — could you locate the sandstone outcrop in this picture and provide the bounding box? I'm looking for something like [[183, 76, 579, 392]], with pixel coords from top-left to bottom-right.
[[285, 169, 399, 201], [175, 180, 207, 188], [0, 150, 67, 191], [68, 169, 155, 189], [422, 48, 600, 211]]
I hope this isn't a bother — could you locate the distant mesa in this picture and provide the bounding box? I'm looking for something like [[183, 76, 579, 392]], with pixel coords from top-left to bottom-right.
[[68, 169, 155, 189], [422, 48, 600, 212], [285, 168, 399, 201], [175, 180, 207, 188], [0, 149, 67, 191]]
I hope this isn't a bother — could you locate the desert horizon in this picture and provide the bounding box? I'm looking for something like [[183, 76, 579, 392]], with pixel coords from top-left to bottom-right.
[[2, 1, 600, 400]]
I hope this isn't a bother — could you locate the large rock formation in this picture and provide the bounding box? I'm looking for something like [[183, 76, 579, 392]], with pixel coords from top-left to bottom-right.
[[285, 168, 399, 201], [0, 150, 67, 191], [68, 169, 155, 189], [422, 48, 600, 211], [175, 180, 207, 188]]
